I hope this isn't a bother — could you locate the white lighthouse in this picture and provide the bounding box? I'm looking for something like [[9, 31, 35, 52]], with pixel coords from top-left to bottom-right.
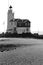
[[7, 5, 15, 33], [7, 5, 31, 34]]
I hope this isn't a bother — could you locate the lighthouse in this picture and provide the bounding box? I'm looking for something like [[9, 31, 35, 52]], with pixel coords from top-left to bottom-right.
[[7, 5, 31, 34], [7, 5, 15, 33]]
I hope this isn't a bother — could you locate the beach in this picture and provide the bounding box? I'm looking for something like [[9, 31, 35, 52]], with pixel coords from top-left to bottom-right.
[[0, 38, 43, 65]]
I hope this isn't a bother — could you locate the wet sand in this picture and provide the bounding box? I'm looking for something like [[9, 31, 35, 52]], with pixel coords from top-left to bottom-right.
[[0, 44, 43, 65]]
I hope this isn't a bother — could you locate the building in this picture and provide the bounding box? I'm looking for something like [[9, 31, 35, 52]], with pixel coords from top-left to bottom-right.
[[7, 5, 31, 34]]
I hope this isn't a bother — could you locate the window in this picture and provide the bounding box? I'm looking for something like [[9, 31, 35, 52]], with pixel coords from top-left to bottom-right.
[[11, 22, 13, 25]]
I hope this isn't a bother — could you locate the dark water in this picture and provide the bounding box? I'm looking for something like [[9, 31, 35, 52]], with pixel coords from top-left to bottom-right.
[[0, 43, 39, 52]]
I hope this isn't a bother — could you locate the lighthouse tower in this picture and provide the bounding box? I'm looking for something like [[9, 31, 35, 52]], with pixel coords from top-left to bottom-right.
[[7, 5, 14, 33]]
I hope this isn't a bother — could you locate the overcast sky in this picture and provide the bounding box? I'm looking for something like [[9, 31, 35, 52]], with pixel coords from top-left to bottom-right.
[[0, 0, 43, 34]]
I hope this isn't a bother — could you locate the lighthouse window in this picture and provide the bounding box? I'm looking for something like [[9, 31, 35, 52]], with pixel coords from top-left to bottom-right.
[[11, 22, 13, 25]]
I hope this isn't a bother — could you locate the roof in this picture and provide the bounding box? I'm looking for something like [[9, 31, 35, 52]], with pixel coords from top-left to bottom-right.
[[15, 19, 19, 21], [15, 19, 30, 23], [9, 5, 12, 9], [23, 19, 30, 23]]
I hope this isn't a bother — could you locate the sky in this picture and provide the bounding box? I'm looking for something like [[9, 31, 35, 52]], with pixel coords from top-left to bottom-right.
[[0, 0, 43, 34]]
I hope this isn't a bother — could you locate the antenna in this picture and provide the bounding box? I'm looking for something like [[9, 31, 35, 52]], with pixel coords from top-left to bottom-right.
[[38, 24, 39, 35], [8, 0, 12, 9], [8, 0, 9, 8]]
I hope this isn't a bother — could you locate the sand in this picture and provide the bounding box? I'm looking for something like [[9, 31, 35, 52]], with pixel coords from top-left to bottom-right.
[[0, 38, 43, 65]]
